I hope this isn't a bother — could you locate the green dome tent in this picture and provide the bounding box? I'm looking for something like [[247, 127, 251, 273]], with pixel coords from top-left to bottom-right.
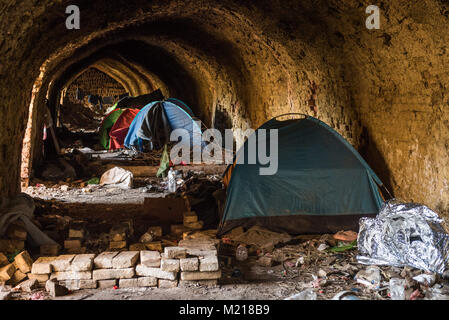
[[219, 115, 386, 236], [99, 109, 124, 149]]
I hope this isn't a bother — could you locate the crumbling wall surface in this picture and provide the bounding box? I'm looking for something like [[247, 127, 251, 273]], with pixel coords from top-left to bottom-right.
[[0, 0, 449, 218]]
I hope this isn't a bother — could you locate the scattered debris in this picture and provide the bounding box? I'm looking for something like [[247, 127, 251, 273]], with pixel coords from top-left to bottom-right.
[[358, 200, 449, 274]]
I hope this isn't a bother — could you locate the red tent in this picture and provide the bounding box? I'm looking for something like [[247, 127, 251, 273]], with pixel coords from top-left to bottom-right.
[[109, 108, 140, 150]]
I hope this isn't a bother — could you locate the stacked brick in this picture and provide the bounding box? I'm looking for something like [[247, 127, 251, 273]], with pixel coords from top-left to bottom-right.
[[28, 245, 221, 290]]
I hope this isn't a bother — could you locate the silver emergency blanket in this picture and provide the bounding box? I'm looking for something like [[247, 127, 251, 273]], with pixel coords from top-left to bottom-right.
[[357, 199, 449, 274]]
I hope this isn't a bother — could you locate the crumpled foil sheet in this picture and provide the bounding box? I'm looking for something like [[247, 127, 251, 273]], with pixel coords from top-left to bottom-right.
[[357, 199, 449, 274]]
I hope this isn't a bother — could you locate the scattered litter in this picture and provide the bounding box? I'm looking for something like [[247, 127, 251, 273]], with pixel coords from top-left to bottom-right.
[[413, 273, 437, 286], [389, 278, 406, 300], [284, 288, 317, 300], [332, 290, 360, 300], [333, 230, 358, 242], [317, 243, 328, 251], [355, 265, 381, 288], [329, 240, 357, 252]]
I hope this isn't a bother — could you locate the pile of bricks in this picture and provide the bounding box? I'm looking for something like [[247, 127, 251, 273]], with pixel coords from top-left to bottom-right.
[[169, 211, 204, 237], [64, 220, 87, 254], [0, 251, 34, 286], [28, 244, 221, 290], [129, 226, 164, 252]]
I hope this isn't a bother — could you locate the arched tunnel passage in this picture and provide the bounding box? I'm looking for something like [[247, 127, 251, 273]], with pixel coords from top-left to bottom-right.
[[1, 0, 449, 300]]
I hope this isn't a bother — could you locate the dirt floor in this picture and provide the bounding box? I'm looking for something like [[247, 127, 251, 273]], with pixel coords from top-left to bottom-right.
[[6, 161, 447, 301]]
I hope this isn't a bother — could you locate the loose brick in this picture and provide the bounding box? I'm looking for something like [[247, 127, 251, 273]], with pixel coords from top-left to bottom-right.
[[64, 239, 82, 249], [6, 224, 27, 240], [186, 249, 217, 257], [135, 265, 177, 280], [180, 271, 222, 281], [52, 254, 76, 272], [183, 211, 198, 224], [137, 277, 157, 287], [31, 257, 55, 274], [170, 224, 190, 236], [112, 251, 139, 269], [18, 279, 39, 292], [0, 263, 16, 281], [14, 250, 33, 273], [161, 259, 180, 272], [0, 240, 24, 253], [71, 254, 96, 271], [199, 256, 219, 272], [129, 243, 146, 251], [164, 246, 187, 259], [59, 279, 97, 290], [98, 279, 117, 288], [119, 278, 139, 288], [92, 268, 135, 280], [0, 252, 9, 267], [145, 242, 162, 251], [28, 273, 49, 282], [40, 244, 60, 256], [141, 251, 161, 267], [158, 279, 178, 288], [184, 221, 204, 230], [180, 257, 199, 271], [178, 239, 217, 251], [94, 252, 119, 269], [109, 241, 127, 250], [147, 226, 163, 238], [11, 269, 27, 284], [68, 228, 85, 239], [50, 271, 92, 280]]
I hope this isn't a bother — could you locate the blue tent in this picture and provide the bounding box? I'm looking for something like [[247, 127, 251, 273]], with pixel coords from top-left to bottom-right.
[[124, 99, 202, 151], [219, 116, 385, 235]]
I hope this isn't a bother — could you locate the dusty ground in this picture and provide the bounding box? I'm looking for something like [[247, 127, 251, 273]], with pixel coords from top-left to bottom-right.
[[14, 172, 449, 301]]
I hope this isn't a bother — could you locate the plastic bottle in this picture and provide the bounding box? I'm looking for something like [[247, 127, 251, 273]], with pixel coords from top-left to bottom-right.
[[235, 244, 248, 261], [389, 278, 406, 300], [167, 168, 177, 193]]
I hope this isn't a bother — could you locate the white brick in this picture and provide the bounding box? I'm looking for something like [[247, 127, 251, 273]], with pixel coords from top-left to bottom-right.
[[185, 249, 217, 257], [135, 264, 177, 280], [92, 268, 135, 280], [52, 255, 76, 272], [199, 256, 219, 272], [50, 271, 92, 280], [164, 247, 187, 259], [180, 271, 221, 281], [94, 252, 119, 269], [180, 258, 199, 271], [112, 251, 139, 269], [59, 279, 97, 290], [158, 279, 178, 288], [71, 254, 95, 271], [119, 278, 139, 288], [98, 279, 117, 288], [31, 257, 55, 274], [161, 259, 180, 272], [137, 277, 157, 287], [140, 251, 161, 267]]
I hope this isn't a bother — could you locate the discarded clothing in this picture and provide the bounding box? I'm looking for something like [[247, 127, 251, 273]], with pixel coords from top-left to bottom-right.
[[0, 193, 58, 247], [100, 167, 133, 189], [357, 199, 449, 274]]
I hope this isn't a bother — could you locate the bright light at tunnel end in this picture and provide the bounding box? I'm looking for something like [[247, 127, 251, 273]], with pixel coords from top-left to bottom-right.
[[169, 126, 279, 176]]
